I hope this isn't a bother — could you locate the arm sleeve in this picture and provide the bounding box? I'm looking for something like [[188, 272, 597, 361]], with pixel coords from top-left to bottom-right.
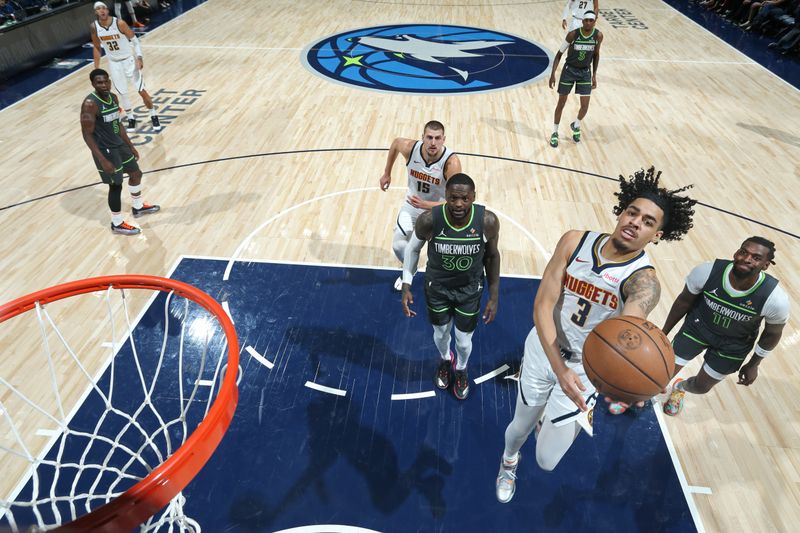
[[685, 261, 713, 294], [559, 39, 570, 53], [402, 232, 426, 285], [763, 285, 790, 324], [131, 36, 143, 57]]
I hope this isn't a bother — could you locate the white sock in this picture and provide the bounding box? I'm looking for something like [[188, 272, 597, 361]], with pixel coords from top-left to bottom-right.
[[553, 123, 559, 134], [502, 452, 519, 464], [111, 212, 124, 226], [149, 106, 157, 117], [574, 118, 581, 128]]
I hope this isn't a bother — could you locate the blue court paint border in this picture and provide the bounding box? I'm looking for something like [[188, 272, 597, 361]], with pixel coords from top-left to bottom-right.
[[0, 256, 701, 532]]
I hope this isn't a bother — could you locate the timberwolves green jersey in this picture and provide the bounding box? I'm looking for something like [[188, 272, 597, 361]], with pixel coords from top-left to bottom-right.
[[89, 92, 124, 148], [687, 259, 779, 353], [426, 204, 486, 289], [566, 28, 598, 69]]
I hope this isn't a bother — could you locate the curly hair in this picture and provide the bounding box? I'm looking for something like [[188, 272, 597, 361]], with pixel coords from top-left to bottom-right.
[[613, 166, 697, 242], [743, 236, 776, 265]]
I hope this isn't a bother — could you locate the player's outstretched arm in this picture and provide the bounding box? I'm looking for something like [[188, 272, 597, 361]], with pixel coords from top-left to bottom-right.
[[380, 137, 415, 191], [536, 230, 589, 411], [401, 211, 433, 317], [620, 268, 660, 319], [482, 210, 501, 324], [661, 285, 699, 335]]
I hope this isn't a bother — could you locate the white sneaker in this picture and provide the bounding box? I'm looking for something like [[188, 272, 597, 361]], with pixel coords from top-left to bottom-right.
[[496, 453, 520, 503], [393, 276, 403, 291]]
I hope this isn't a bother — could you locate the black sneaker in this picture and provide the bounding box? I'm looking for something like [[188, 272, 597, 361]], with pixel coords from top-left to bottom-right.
[[132, 203, 161, 217], [126, 117, 136, 133], [435, 351, 454, 390], [570, 121, 581, 143], [111, 221, 141, 235], [453, 369, 469, 400], [151, 115, 162, 131]]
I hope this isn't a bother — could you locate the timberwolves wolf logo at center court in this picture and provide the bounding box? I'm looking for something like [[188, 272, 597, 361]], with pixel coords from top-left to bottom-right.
[[302, 24, 551, 94]]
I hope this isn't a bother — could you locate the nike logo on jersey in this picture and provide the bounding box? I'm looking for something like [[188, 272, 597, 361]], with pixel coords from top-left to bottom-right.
[[575, 258, 589, 263]]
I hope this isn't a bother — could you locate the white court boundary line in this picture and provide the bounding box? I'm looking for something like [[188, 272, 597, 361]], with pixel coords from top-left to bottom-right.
[[390, 391, 436, 400], [652, 400, 707, 533], [273, 525, 381, 533], [474, 364, 510, 385], [304, 381, 347, 397], [0, 0, 212, 114], [245, 345, 274, 370], [222, 186, 550, 281], [661, 0, 798, 93]]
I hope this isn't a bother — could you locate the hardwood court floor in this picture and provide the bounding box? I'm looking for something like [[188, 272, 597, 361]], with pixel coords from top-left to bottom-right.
[[0, 0, 798, 531]]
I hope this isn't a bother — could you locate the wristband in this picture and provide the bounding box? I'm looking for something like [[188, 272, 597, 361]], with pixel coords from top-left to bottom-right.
[[754, 345, 771, 358]]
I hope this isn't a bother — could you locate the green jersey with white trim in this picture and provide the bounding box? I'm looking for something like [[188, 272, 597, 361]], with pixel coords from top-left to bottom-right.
[[566, 28, 598, 69], [687, 259, 779, 353], [426, 204, 486, 289]]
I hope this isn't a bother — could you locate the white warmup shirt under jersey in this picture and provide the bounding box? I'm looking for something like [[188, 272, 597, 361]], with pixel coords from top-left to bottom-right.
[[684, 261, 790, 324], [555, 231, 655, 364], [405, 141, 454, 205], [95, 17, 133, 61], [563, 0, 594, 31]]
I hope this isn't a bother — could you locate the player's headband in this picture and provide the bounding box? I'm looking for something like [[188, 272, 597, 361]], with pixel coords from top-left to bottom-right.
[[94, 2, 107, 9], [583, 11, 597, 20]]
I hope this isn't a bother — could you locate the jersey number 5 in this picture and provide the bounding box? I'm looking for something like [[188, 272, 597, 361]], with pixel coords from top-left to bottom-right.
[[571, 298, 592, 326]]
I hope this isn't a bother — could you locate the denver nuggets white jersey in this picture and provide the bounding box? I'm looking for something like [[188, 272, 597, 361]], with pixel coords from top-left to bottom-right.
[[405, 141, 454, 203], [564, 0, 593, 20], [556, 231, 654, 363], [95, 17, 132, 61]]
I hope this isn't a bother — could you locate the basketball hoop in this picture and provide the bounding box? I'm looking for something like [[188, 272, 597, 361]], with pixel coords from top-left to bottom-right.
[[0, 276, 239, 532]]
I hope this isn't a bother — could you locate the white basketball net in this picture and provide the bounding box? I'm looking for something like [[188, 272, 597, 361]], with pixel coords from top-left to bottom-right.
[[0, 285, 234, 531]]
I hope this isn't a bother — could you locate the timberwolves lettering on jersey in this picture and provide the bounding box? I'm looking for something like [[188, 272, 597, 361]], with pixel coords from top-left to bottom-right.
[[566, 28, 598, 69], [90, 92, 124, 148], [557, 231, 653, 362], [406, 141, 454, 203], [427, 204, 486, 288], [95, 17, 132, 60], [689, 259, 779, 352]]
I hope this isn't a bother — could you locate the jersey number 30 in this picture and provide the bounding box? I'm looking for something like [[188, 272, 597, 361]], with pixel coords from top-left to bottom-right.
[[571, 298, 592, 326]]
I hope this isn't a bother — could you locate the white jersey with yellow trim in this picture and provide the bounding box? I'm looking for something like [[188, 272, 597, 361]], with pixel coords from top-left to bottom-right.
[[563, 0, 593, 22], [555, 231, 654, 363], [95, 17, 133, 61], [405, 141, 453, 204]]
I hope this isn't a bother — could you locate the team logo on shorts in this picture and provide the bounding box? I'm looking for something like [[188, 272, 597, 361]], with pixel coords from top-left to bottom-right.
[[302, 24, 552, 95]]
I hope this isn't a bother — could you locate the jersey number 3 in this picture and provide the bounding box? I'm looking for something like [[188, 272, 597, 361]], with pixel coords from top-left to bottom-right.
[[571, 298, 592, 326]]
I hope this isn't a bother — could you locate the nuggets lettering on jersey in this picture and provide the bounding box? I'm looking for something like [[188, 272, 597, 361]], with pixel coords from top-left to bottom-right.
[[95, 17, 133, 60], [556, 231, 654, 362], [406, 141, 454, 203]]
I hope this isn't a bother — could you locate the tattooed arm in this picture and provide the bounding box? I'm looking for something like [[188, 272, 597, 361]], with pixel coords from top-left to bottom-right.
[[621, 268, 661, 319]]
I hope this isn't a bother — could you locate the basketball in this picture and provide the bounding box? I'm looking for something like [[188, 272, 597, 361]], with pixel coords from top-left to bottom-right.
[[582, 316, 674, 404]]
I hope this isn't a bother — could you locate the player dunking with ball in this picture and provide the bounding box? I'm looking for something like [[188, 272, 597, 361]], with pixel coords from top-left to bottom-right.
[[495, 167, 696, 503], [379, 121, 462, 290]]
